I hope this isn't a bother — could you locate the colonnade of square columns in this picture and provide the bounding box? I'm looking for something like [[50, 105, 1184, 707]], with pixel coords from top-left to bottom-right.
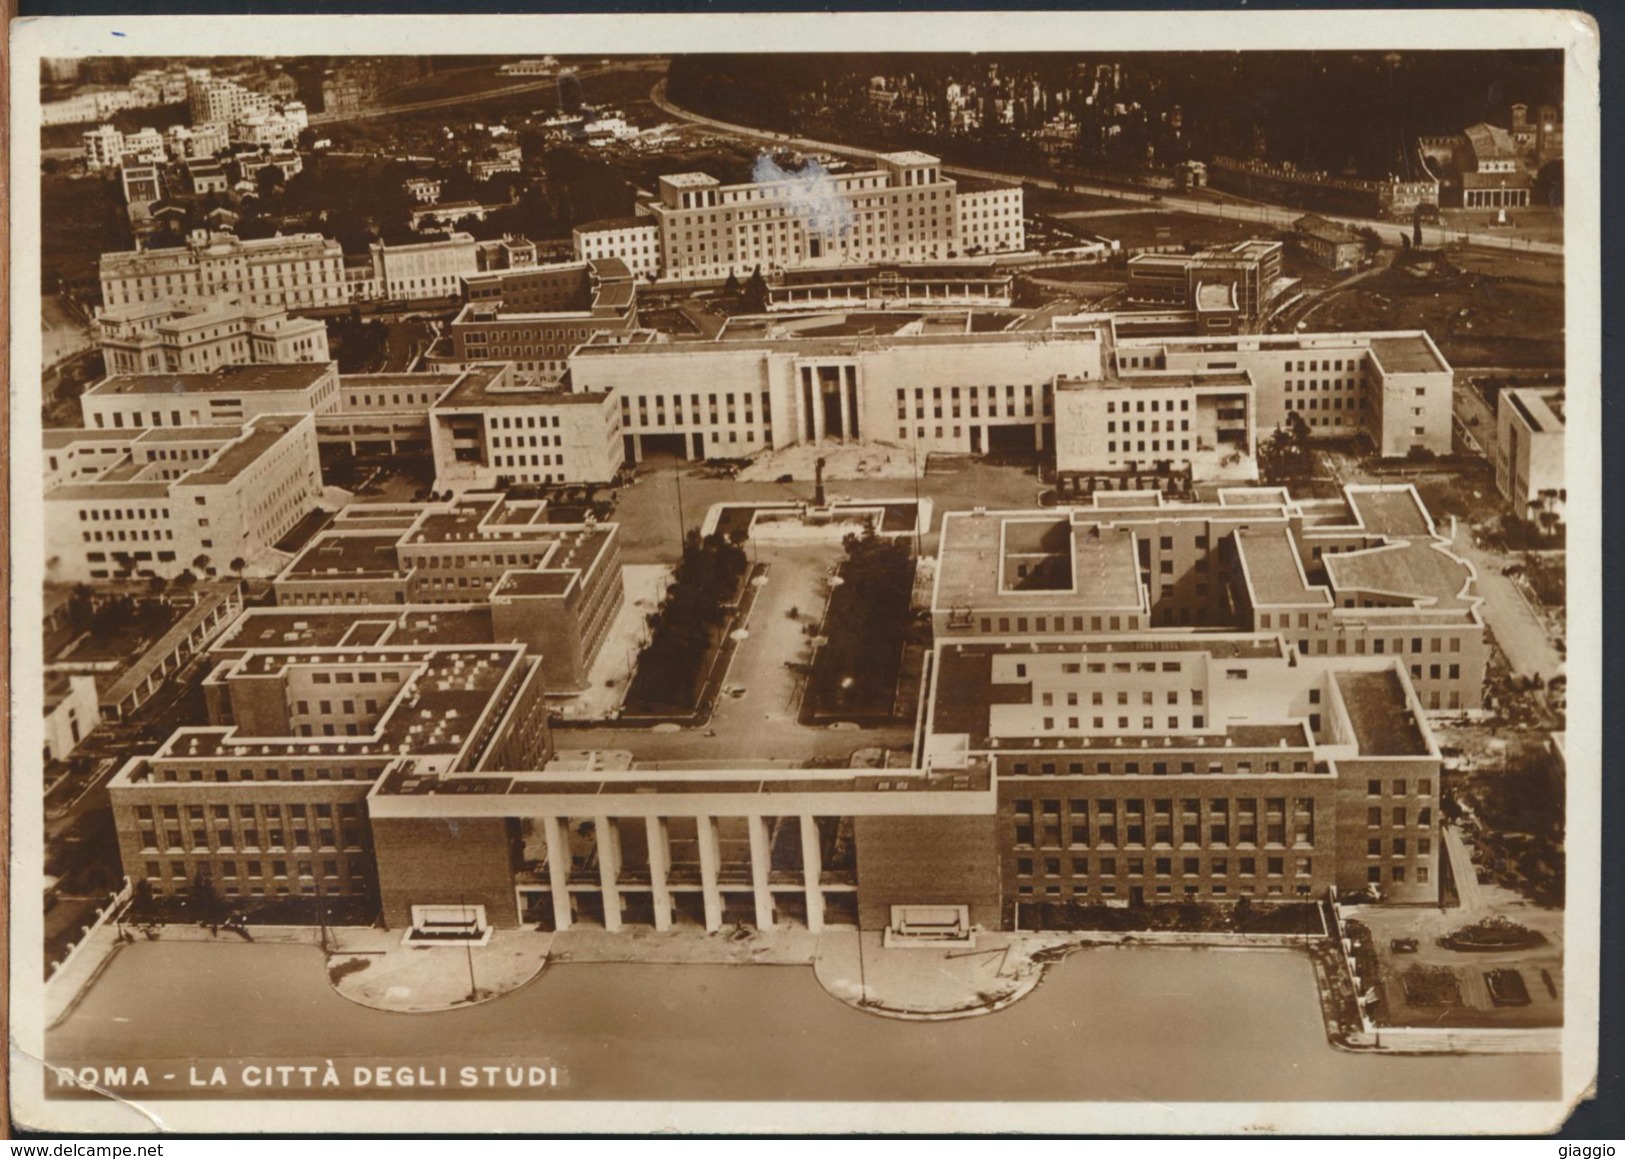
[[539, 813, 829, 933]]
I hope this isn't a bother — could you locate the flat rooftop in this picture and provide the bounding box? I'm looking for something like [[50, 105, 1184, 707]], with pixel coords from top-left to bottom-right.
[[1368, 334, 1447, 375], [1323, 539, 1478, 611], [879, 150, 940, 166], [1346, 487, 1434, 538], [436, 365, 610, 409], [936, 637, 1287, 744], [1507, 386, 1565, 433], [284, 532, 404, 578], [214, 605, 496, 653], [935, 513, 1142, 612], [573, 326, 1107, 362], [492, 571, 575, 597], [85, 362, 333, 397], [377, 763, 990, 799], [1335, 669, 1430, 756], [575, 216, 650, 232], [181, 417, 303, 487], [133, 425, 243, 443], [1234, 527, 1331, 608]]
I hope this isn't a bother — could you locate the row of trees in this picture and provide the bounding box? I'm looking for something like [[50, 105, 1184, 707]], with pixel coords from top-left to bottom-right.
[[622, 531, 750, 715]]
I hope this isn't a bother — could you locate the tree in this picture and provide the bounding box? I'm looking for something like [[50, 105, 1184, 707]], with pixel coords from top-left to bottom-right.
[[742, 265, 768, 313], [173, 570, 198, 588], [723, 271, 741, 296], [193, 554, 212, 575], [229, 557, 247, 577], [1412, 215, 1423, 249]]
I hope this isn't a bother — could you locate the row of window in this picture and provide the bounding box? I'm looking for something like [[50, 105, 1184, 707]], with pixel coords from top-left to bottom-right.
[[1016, 881, 1319, 899], [1015, 854, 1313, 879]]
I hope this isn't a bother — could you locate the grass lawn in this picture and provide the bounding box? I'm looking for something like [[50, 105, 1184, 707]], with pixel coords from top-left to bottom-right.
[[1312, 248, 1565, 369], [1025, 186, 1142, 214], [1076, 211, 1275, 252], [804, 551, 913, 722]]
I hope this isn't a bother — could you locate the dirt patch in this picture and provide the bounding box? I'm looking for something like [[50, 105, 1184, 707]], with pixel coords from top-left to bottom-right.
[[1313, 249, 1564, 369]]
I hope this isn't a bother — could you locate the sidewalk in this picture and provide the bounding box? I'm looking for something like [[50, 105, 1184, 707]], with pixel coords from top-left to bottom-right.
[[814, 931, 1049, 1021], [330, 929, 553, 1014]]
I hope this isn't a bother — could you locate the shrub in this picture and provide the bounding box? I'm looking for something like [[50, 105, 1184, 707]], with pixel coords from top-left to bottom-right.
[[1401, 964, 1463, 1006], [1438, 914, 1547, 952]]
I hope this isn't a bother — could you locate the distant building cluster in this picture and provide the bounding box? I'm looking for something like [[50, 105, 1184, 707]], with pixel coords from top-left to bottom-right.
[[572, 152, 1025, 283], [41, 63, 208, 125], [1208, 157, 1439, 220], [95, 297, 330, 375], [1417, 103, 1561, 210]]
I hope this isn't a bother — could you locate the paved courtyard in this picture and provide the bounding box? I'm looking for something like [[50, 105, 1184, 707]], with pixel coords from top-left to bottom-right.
[[714, 543, 840, 727], [613, 457, 1047, 565]]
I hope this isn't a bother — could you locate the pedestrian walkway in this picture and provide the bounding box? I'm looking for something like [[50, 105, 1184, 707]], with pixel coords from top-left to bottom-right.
[[813, 930, 1047, 1020], [330, 929, 553, 1013], [1443, 823, 1487, 912]]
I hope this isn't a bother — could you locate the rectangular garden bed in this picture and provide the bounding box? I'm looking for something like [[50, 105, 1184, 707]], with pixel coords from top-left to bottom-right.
[[803, 551, 914, 722]]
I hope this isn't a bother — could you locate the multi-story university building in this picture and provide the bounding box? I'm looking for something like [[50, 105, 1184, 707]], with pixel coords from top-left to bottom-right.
[[107, 641, 553, 911], [572, 152, 1025, 282], [566, 315, 1454, 467], [99, 232, 349, 313], [426, 365, 625, 490], [95, 298, 330, 375], [930, 485, 1486, 711], [1494, 385, 1565, 527], [1124, 241, 1286, 333], [270, 493, 624, 693], [444, 257, 640, 381], [45, 413, 323, 583], [78, 360, 340, 432], [103, 482, 1455, 932]]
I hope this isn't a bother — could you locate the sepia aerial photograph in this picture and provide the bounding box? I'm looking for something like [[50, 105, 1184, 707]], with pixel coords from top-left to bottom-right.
[[8, 12, 1600, 1136]]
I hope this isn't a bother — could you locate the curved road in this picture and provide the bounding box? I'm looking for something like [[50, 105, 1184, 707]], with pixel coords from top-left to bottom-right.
[[650, 81, 1561, 258], [309, 61, 667, 126]]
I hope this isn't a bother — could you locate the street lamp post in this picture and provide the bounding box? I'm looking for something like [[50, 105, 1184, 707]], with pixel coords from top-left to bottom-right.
[[462, 895, 478, 1002]]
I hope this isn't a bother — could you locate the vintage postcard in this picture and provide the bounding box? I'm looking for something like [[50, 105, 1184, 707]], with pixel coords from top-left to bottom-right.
[[6, 10, 1600, 1136]]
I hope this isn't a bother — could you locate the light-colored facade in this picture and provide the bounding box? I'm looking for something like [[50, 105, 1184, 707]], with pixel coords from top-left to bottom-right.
[[1115, 329, 1454, 457], [1053, 370, 1258, 480], [932, 484, 1486, 711], [369, 233, 479, 301], [82, 123, 125, 171], [165, 122, 231, 161], [99, 232, 349, 312], [272, 493, 625, 692], [44, 674, 101, 765], [1495, 386, 1565, 527], [79, 361, 340, 432], [572, 154, 1025, 282], [568, 317, 1451, 465], [572, 218, 661, 279], [45, 414, 325, 583], [1125, 241, 1285, 332], [96, 299, 330, 375], [99, 477, 1455, 932], [955, 183, 1026, 256], [428, 365, 625, 489], [445, 259, 639, 381], [187, 75, 276, 127], [568, 324, 1112, 463]]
